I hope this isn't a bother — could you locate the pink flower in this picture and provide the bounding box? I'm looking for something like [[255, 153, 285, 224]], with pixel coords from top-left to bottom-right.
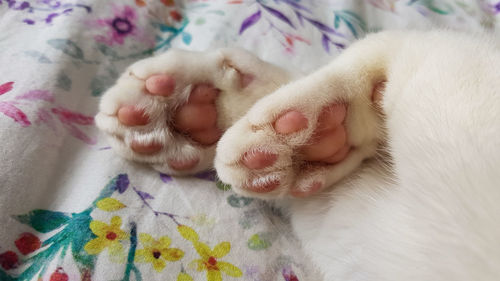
[[90, 5, 152, 46]]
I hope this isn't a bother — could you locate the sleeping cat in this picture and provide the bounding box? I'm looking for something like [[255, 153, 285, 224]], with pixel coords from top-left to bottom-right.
[[95, 30, 500, 280]]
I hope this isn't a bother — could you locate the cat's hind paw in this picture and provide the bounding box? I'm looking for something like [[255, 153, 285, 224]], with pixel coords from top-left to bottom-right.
[[215, 71, 384, 198], [95, 48, 291, 175]]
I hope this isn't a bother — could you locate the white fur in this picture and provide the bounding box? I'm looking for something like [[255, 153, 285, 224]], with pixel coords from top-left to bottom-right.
[[98, 30, 500, 280], [284, 31, 500, 280]]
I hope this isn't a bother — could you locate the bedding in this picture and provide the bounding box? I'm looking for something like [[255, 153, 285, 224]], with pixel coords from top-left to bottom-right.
[[0, 0, 498, 280]]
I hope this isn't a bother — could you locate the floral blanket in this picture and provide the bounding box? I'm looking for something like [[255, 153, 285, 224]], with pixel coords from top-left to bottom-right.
[[0, 0, 498, 280]]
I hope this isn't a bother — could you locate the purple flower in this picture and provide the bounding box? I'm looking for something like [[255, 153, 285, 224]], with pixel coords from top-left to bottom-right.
[[89, 5, 153, 46]]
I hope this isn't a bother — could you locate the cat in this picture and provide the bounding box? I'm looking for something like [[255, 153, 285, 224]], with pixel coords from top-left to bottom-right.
[[96, 30, 500, 280]]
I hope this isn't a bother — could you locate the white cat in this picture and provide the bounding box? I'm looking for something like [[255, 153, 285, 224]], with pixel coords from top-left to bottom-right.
[[96, 30, 500, 280]]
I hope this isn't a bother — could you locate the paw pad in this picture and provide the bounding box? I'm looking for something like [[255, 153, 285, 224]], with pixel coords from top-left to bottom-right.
[[242, 149, 278, 170], [274, 110, 308, 134]]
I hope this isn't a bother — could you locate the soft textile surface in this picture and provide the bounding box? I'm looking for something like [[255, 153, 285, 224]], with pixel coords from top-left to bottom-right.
[[0, 0, 498, 280]]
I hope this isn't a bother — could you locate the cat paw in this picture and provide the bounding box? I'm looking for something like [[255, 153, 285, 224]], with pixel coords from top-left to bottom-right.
[[95, 48, 291, 175], [215, 71, 385, 198]]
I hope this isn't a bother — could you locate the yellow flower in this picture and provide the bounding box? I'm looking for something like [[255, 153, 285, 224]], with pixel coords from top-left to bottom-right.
[[177, 272, 194, 281], [178, 225, 242, 280], [190, 241, 243, 281], [135, 233, 184, 272], [84, 216, 129, 255]]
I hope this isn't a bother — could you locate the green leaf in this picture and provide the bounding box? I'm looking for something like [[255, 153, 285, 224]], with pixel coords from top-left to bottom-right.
[[70, 213, 97, 270], [195, 18, 206, 25], [247, 232, 276, 250], [24, 50, 52, 63], [239, 209, 260, 229], [208, 10, 225, 16], [0, 269, 15, 281], [410, 0, 453, 14], [90, 76, 114, 97], [97, 44, 119, 58], [15, 209, 71, 233], [56, 72, 72, 91], [182, 32, 192, 45], [343, 11, 366, 31], [227, 194, 253, 208], [216, 180, 231, 191], [343, 18, 358, 38], [342, 10, 365, 22], [48, 39, 85, 59], [334, 14, 340, 29], [334, 10, 367, 38]]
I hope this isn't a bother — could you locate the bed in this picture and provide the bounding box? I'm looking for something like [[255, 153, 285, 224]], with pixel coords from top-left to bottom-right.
[[1, 0, 498, 280]]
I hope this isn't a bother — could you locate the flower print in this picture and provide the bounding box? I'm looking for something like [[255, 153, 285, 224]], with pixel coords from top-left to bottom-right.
[[367, 0, 398, 12], [177, 272, 194, 281], [0, 251, 19, 270], [135, 0, 146, 7], [135, 233, 184, 272], [0, 81, 32, 127], [161, 0, 175, 6], [178, 225, 242, 280], [84, 216, 129, 255], [0, 81, 14, 96], [190, 241, 243, 281], [91, 5, 153, 46]]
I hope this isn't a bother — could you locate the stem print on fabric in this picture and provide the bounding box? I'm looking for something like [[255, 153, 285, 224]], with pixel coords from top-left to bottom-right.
[[238, 0, 348, 53], [0, 174, 244, 281], [368, 0, 457, 14]]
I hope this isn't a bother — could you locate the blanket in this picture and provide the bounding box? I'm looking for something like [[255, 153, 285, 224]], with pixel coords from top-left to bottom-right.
[[1, 0, 498, 280]]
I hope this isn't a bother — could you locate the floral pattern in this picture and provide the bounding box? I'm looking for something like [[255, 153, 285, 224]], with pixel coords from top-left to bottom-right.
[[0, 0, 498, 280], [0, 174, 249, 281], [178, 225, 243, 281], [189, 241, 242, 281], [84, 216, 129, 255], [0, 0, 92, 25], [0, 82, 96, 144], [90, 5, 153, 46], [135, 233, 184, 272]]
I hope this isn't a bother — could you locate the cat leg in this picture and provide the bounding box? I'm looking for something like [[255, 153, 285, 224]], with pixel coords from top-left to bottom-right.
[[215, 31, 404, 198], [293, 30, 500, 280], [95, 48, 292, 175]]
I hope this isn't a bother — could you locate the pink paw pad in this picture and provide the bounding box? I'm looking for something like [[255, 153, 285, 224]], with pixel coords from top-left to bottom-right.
[[145, 74, 176, 96], [174, 104, 217, 131], [130, 141, 163, 155], [188, 84, 219, 104], [274, 110, 308, 134], [168, 158, 199, 171], [241, 150, 278, 170], [117, 106, 149, 126], [322, 144, 351, 164]]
